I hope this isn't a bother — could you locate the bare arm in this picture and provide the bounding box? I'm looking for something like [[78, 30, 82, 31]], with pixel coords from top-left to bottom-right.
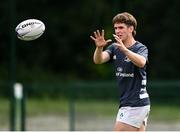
[[93, 47, 110, 64], [113, 34, 146, 68], [90, 30, 112, 64], [122, 49, 146, 68]]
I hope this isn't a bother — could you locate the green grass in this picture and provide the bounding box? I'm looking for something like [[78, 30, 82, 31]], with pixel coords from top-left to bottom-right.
[[1, 98, 180, 121], [0, 99, 9, 127], [25, 98, 118, 117], [74, 100, 118, 116], [26, 98, 69, 115], [150, 104, 180, 121]]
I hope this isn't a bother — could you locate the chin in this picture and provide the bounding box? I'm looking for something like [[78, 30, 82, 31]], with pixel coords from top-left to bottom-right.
[[121, 38, 127, 43]]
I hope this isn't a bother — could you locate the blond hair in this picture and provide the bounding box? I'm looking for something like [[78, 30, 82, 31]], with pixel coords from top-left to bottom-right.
[[112, 12, 137, 36]]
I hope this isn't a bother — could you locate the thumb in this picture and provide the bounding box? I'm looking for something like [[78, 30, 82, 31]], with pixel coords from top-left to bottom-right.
[[106, 39, 112, 44]]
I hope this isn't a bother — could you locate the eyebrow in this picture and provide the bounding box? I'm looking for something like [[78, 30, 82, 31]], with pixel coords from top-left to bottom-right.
[[114, 25, 124, 28]]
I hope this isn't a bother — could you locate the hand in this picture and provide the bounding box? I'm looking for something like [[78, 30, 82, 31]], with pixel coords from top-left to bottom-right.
[[113, 34, 127, 51], [90, 30, 112, 48]]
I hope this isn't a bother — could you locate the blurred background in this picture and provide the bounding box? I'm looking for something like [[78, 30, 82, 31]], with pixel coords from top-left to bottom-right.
[[1, 0, 180, 131]]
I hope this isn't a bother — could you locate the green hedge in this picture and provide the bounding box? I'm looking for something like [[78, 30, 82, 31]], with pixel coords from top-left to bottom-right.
[[1, 80, 180, 103]]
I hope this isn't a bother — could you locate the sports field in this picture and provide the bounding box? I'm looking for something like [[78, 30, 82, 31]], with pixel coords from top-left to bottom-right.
[[0, 98, 180, 131]]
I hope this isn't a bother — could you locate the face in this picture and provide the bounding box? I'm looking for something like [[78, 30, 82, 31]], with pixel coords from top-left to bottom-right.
[[114, 23, 133, 42]]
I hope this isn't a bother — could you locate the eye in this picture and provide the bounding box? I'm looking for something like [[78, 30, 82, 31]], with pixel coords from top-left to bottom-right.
[[119, 26, 124, 29], [114, 27, 117, 30]]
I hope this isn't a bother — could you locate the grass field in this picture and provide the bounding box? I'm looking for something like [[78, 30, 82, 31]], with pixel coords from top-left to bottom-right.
[[1, 98, 180, 130], [25, 98, 180, 121]]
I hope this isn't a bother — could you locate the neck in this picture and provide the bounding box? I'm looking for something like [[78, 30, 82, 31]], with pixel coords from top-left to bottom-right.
[[123, 37, 136, 48]]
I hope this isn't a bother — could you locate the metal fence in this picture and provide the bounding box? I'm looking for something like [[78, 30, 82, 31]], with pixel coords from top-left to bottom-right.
[[0, 80, 180, 131]]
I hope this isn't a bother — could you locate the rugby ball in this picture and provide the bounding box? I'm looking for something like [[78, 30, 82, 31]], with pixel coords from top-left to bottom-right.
[[15, 19, 45, 41]]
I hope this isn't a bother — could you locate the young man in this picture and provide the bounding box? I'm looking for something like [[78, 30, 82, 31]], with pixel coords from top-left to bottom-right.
[[90, 12, 150, 131]]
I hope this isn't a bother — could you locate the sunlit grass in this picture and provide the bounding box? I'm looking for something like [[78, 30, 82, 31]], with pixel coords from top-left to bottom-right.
[[149, 104, 180, 121], [1, 98, 180, 121]]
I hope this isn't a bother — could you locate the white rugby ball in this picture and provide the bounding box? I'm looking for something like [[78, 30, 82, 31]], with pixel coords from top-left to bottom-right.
[[15, 19, 45, 41]]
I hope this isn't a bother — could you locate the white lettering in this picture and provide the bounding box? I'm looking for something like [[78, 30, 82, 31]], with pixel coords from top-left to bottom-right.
[[142, 80, 147, 85], [139, 93, 149, 99], [115, 72, 134, 77]]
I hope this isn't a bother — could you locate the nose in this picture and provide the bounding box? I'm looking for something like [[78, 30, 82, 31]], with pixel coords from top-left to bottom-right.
[[115, 29, 121, 35], [115, 29, 120, 34]]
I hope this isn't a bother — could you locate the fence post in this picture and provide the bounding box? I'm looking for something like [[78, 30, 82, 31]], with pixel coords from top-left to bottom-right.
[[69, 84, 75, 131], [21, 84, 26, 131], [14, 83, 26, 131], [9, 0, 16, 130]]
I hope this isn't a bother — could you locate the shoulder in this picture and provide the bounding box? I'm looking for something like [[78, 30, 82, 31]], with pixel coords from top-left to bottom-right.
[[106, 42, 118, 50], [105, 43, 118, 58], [135, 41, 148, 49], [131, 41, 148, 52], [107, 42, 116, 48]]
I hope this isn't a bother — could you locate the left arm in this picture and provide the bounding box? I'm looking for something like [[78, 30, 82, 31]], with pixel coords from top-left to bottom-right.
[[121, 48, 146, 68], [113, 34, 146, 68]]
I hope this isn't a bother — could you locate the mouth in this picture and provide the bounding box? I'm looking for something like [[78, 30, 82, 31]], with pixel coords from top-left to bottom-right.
[[117, 35, 123, 38]]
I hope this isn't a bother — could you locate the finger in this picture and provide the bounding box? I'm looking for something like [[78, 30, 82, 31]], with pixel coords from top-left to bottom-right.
[[113, 34, 118, 37], [94, 31, 98, 38], [114, 43, 121, 47], [106, 39, 112, 43], [113, 37, 119, 42], [97, 30, 101, 37], [114, 37, 121, 44], [90, 36, 96, 41], [113, 34, 122, 43], [102, 30, 104, 37], [113, 34, 119, 39]]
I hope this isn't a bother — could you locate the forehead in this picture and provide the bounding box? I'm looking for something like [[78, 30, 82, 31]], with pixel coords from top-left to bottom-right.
[[114, 23, 127, 28]]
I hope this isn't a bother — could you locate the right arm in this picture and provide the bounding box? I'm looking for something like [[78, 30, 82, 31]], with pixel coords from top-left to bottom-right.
[[90, 30, 112, 64], [93, 47, 110, 64]]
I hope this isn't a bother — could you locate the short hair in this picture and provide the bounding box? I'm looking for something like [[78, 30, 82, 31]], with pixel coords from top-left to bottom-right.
[[112, 12, 137, 36]]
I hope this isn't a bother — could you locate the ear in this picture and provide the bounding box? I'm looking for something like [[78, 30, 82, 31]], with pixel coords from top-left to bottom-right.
[[128, 26, 134, 33]]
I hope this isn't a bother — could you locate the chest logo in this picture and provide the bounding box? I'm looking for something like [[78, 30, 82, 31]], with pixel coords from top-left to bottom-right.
[[113, 55, 116, 60], [117, 67, 123, 72], [124, 56, 131, 62]]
